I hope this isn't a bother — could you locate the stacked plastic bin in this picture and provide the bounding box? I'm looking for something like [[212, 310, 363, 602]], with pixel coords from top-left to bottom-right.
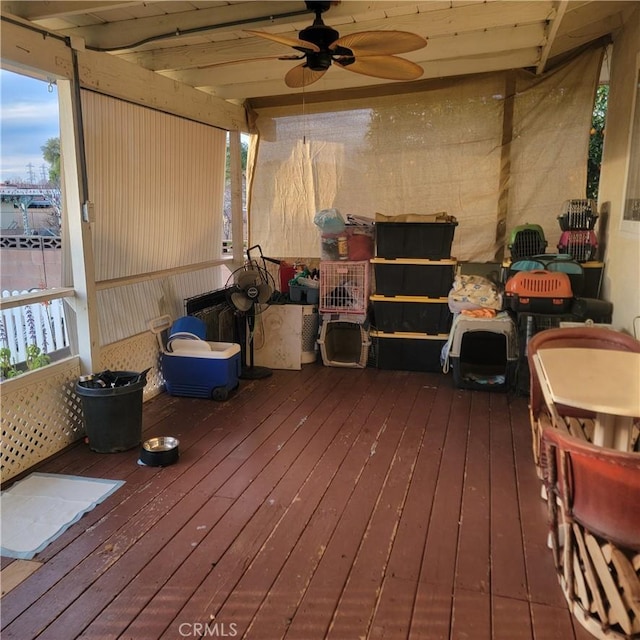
[[368, 218, 458, 371]]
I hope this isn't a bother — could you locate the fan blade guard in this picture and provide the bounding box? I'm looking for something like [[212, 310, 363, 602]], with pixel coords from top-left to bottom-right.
[[257, 282, 273, 304], [236, 269, 259, 289]]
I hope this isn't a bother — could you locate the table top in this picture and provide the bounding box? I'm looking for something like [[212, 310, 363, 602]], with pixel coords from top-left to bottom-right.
[[535, 348, 640, 417]]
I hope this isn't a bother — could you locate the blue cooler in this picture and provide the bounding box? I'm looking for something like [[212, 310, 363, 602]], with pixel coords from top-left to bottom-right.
[[161, 317, 241, 401]]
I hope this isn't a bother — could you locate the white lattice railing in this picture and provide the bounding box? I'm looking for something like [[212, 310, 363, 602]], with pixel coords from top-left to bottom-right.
[[0, 289, 69, 366], [1, 331, 164, 484], [0, 357, 84, 484]]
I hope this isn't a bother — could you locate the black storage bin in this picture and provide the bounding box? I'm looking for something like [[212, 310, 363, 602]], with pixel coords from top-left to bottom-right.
[[369, 331, 446, 372], [371, 258, 456, 297], [571, 297, 613, 323], [582, 262, 604, 298], [76, 371, 146, 453], [375, 221, 457, 259], [370, 295, 452, 334]]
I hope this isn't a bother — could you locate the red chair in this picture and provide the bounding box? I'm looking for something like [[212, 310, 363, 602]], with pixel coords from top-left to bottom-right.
[[541, 428, 640, 639], [527, 327, 640, 471]]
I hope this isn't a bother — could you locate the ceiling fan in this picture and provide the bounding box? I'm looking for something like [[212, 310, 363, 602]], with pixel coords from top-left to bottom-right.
[[245, 0, 427, 88]]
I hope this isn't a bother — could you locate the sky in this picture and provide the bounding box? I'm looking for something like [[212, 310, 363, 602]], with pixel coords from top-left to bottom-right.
[[1, 69, 60, 184]]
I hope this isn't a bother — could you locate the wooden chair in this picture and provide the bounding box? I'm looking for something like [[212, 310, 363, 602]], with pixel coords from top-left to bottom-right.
[[527, 327, 640, 472], [541, 428, 640, 639]]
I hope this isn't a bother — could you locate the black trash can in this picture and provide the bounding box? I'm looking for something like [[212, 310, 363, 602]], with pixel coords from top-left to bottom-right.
[[76, 371, 147, 453]]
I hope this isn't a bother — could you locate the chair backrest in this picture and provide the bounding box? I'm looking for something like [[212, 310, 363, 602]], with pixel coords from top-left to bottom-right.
[[527, 326, 640, 420], [542, 427, 640, 551]]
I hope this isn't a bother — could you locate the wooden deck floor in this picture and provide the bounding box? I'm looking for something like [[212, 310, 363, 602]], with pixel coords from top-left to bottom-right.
[[1, 364, 593, 640]]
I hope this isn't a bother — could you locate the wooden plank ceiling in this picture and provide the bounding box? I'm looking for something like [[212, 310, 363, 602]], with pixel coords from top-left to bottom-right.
[[1, 1, 632, 104]]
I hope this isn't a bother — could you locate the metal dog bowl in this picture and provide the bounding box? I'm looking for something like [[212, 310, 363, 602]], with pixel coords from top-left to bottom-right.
[[140, 436, 180, 466]]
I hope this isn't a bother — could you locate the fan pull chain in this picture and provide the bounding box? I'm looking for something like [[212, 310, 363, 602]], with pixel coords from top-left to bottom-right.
[[302, 83, 307, 144]]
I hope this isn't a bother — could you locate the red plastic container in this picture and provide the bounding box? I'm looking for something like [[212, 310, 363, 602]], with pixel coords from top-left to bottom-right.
[[279, 262, 296, 294]]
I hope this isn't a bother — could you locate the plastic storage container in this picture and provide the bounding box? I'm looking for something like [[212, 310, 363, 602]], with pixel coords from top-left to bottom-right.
[[375, 220, 458, 259], [371, 258, 456, 298], [76, 371, 147, 453], [448, 316, 518, 392], [318, 319, 370, 368], [169, 315, 207, 338], [582, 261, 604, 298], [369, 331, 447, 372], [370, 295, 452, 334], [289, 282, 320, 304]]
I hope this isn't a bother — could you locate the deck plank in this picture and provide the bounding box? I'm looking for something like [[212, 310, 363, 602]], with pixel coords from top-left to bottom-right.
[[2, 367, 326, 637], [241, 370, 402, 640], [455, 391, 491, 593], [0, 364, 585, 640], [490, 393, 529, 601], [161, 368, 385, 639], [271, 371, 420, 640], [325, 373, 431, 639]]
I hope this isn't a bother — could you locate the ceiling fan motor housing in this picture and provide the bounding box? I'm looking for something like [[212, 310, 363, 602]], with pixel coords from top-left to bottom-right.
[[299, 23, 340, 50], [305, 51, 334, 71]]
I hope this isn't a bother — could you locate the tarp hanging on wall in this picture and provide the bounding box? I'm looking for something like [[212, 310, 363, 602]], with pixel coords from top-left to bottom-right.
[[249, 46, 604, 262]]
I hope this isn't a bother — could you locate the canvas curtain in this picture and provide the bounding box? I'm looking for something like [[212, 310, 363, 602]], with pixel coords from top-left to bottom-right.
[[249, 46, 604, 262]]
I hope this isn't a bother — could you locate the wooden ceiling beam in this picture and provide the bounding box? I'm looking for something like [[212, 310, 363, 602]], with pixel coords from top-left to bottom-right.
[[1, 1, 138, 20], [537, 0, 569, 74]]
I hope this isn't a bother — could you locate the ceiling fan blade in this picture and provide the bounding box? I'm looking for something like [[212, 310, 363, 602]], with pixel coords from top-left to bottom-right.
[[336, 55, 424, 81], [245, 30, 321, 53], [257, 282, 273, 304], [332, 31, 427, 56], [231, 291, 253, 312], [285, 64, 327, 88]]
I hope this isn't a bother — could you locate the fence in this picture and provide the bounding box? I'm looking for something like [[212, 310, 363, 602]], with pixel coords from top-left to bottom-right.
[[0, 290, 69, 365]]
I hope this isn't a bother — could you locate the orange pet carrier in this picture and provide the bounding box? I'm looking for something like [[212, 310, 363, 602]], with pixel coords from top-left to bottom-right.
[[504, 270, 573, 313]]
